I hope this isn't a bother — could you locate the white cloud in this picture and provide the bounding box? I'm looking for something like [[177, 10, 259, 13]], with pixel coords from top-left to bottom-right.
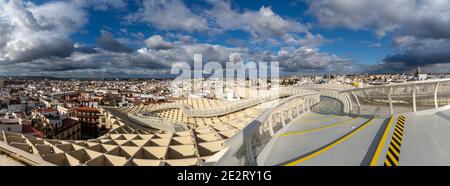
[[306, 0, 450, 72], [0, 32, 355, 77], [205, 0, 305, 39], [145, 35, 174, 50], [96, 30, 133, 53], [307, 0, 450, 38], [274, 47, 354, 73], [283, 32, 329, 47], [0, 1, 358, 77], [126, 0, 307, 41], [126, 0, 209, 32], [74, 0, 127, 11], [0, 0, 87, 63]]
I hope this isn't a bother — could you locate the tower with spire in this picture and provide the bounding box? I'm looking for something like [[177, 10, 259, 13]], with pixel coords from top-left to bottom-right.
[[415, 66, 421, 77], [415, 66, 427, 81]]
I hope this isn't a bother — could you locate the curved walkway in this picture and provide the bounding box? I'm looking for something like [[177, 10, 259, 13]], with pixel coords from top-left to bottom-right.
[[129, 89, 316, 132], [260, 96, 388, 166]]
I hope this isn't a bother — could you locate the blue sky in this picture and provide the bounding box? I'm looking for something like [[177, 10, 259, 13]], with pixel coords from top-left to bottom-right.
[[71, 0, 390, 64], [80, 0, 392, 62], [1, 0, 450, 78]]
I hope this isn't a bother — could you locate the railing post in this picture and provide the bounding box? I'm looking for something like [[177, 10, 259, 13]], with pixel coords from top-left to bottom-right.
[[288, 108, 293, 120], [350, 91, 360, 113], [291, 107, 297, 119], [316, 95, 320, 104], [302, 102, 305, 113], [307, 97, 311, 111], [281, 111, 286, 127], [412, 85, 417, 112], [343, 93, 352, 113], [308, 97, 312, 108], [434, 82, 440, 109], [388, 87, 394, 115], [267, 119, 275, 136]]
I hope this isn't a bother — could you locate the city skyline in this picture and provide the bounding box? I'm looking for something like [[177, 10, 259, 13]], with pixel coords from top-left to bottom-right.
[[5, 1, 450, 180], [1, 0, 450, 78]]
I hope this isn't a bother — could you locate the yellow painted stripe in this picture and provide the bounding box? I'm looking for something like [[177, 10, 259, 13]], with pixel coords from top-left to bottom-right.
[[383, 115, 406, 166], [384, 159, 392, 166], [370, 116, 396, 166], [280, 117, 360, 137], [394, 130, 403, 138], [390, 138, 401, 150], [284, 118, 376, 166], [394, 127, 403, 135], [393, 131, 403, 141], [386, 151, 399, 166], [297, 115, 338, 123], [389, 146, 400, 157]]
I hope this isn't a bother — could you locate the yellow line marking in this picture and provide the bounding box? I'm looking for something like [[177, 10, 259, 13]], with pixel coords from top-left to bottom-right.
[[370, 116, 396, 166], [386, 151, 399, 165], [395, 127, 403, 135], [389, 146, 400, 157], [284, 118, 376, 166], [393, 131, 402, 140], [384, 116, 406, 166], [385, 159, 392, 166], [391, 139, 400, 150], [280, 117, 360, 137], [296, 115, 338, 123]]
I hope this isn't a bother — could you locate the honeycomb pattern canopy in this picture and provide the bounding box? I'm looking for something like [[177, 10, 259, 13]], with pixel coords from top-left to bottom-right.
[[0, 98, 266, 166]]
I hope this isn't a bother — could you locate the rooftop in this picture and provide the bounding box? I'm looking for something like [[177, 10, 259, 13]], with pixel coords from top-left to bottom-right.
[[72, 106, 100, 113]]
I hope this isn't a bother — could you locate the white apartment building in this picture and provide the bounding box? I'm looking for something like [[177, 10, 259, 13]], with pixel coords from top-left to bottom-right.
[[0, 112, 22, 133]]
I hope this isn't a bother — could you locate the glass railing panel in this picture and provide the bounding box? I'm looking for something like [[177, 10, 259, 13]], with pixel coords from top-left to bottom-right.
[[272, 111, 284, 134], [416, 83, 436, 111], [391, 86, 414, 114], [437, 81, 450, 108], [350, 87, 390, 116]]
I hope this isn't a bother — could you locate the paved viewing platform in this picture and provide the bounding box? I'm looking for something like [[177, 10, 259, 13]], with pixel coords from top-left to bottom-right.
[[206, 79, 450, 166], [0, 154, 25, 166], [3, 80, 450, 166]]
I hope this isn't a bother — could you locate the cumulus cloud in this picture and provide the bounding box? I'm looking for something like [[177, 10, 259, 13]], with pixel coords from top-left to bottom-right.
[[0, 48, 170, 77], [283, 32, 329, 47], [0, 1, 358, 77], [126, 0, 209, 32], [126, 0, 307, 41], [205, 0, 305, 39], [1, 31, 355, 77], [0, 0, 87, 64], [273, 47, 355, 73], [306, 0, 450, 38], [96, 30, 133, 53], [306, 0, 450, 72], [74, 43, 98, 54], [372, 36, 450, 72], [145, 35, 173, 50], [74, 0, 128, 11]]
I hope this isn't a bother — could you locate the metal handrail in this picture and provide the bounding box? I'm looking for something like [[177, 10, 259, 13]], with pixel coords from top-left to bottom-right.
[[340, 78, 450, 93], [138, 89, 315, 118], [338, 79, 450, 114], [127, 114, 188, 132], [127, 89, 317, 132], [204, 92, 320, 166]]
